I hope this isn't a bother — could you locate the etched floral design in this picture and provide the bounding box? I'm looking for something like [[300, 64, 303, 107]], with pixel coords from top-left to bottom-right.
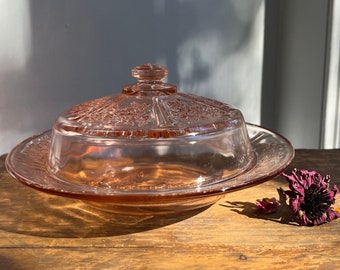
[[165, 94, 233, 123], [54, 65, 244, 138], [65, 96, 153, 127]]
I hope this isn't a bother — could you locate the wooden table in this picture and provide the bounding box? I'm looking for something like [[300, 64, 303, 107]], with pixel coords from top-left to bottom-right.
[[0, 149, 340, 269]]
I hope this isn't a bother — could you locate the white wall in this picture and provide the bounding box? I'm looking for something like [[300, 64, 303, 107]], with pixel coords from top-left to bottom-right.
[[0, 0, 264, 155], [261, 0, 331, 149], [323, 0, 340, 149]]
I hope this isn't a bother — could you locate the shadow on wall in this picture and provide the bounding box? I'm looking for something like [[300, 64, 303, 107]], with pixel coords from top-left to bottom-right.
[[0, 0, 263, 154]]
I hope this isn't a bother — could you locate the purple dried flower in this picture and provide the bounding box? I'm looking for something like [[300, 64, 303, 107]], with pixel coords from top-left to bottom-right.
[[282, 168, 340, 226], [256, 197, 279, 214]]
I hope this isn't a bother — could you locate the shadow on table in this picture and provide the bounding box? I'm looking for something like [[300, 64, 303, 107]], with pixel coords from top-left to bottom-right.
[[0, 155, 209, 238], [219, 188, 298, 226]]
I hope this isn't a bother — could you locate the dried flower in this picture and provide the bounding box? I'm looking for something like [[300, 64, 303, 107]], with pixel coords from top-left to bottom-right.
[[256, 197, 279, 214], [282, 168, 340, 226]]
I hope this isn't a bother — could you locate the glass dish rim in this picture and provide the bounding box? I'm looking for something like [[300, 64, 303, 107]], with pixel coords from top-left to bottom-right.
[[5, 123, 295, 202]]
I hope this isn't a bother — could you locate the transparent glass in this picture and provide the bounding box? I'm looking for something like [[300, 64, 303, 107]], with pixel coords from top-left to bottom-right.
[[6, 124, 294, 215], [49, 127, 253, 190], [48, 64, 255, 190], [5, 64, 295, 215]]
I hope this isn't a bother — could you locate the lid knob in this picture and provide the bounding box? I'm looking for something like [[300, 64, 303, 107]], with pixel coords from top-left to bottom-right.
[[123, 63, 177, 95], [132, 63, 168, 82]]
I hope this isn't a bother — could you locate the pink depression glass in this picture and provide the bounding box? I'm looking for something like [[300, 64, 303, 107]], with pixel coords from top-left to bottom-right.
[[6, 63, 294, 215], [48, 64, 255, 191]]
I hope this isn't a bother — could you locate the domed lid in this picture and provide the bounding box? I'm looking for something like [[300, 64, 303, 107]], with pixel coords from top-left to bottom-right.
[[53, 64, 245, 138]]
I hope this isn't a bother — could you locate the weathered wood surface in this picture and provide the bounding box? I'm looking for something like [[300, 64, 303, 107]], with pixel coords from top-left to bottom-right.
[[0, 150, 340, 269]]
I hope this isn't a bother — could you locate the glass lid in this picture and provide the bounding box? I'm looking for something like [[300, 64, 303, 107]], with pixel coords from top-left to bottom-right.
[[48, 64, 254, 191], [53, 63, 245, 138]]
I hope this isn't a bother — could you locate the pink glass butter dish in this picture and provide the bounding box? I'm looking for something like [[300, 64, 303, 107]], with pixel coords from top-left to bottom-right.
[[5, 64, 294, 215]]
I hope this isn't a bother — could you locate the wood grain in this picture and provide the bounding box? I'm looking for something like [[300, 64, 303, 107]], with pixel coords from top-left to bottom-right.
[[0, 150, 340, 269]]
